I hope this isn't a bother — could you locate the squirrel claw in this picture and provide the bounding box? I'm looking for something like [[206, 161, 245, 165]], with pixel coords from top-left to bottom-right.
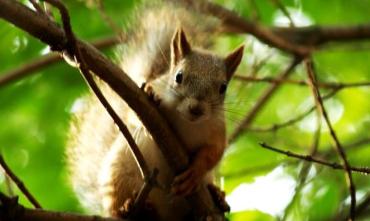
[[142, 82, 161, 106], [172, 167, 202, 196], [207, 184, 230, 213]]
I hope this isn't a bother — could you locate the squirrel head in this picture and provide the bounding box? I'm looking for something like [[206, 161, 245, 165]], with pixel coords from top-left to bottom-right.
[[165, 28, 244, 123]]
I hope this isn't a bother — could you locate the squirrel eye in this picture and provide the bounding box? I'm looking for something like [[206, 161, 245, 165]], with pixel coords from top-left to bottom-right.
[[219, 83, 227, 94], [175, 71, 183, 84]]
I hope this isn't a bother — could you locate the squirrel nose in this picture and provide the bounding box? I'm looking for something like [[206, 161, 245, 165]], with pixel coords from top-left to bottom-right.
[[189, 105, 204, 117]]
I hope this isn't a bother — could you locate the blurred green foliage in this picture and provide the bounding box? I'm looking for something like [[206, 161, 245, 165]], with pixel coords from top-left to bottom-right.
[[0, 0, 369, 220]]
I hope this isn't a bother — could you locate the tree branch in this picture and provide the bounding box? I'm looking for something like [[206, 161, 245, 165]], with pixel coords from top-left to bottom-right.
[[259, 143, 370, 175], [228, 57, 301, 143], [183, 0, 370, 53], [269, 0, 295, 27], [0, 0, 220, 218], [248, 89, 340, 133], [305, 59, 357, 220], [323, 137, 370, 158], [273, 25, 370, 47], [234, 75, 370, 90], [0, 192, 128, 221], [181, 0, 310, 56], [0, 155, 42, 208]]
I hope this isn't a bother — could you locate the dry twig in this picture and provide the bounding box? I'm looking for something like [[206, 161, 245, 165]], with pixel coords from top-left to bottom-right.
[[0, 155, 42, 208], [229, 57, 301, 143], [269, 0, 295, 27], [305, 59, 357, 220], [248, 89, 340, 133], [234, 75, 370, 89], [260, 143, 370, 175]]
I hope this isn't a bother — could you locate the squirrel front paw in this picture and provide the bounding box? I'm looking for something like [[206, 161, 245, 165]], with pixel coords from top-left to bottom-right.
[[171, 165, 204, 196], [141, 82, 161, 106], [207, 184, 230, 213]]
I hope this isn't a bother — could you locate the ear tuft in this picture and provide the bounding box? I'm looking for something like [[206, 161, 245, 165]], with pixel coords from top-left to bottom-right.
[[224, 45, 244, 80], [171, 27, 192, 66]]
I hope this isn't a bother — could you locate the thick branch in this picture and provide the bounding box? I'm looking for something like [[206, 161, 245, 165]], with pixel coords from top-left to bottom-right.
[[184, 0, 370, 52], [273, 25, 370, 47], [0, 0, 219, 217], [0, 192, 127, 221], [182, 0, 310, 55]]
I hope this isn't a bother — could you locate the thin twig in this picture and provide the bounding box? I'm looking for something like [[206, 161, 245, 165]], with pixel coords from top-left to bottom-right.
[[305, 59, 357, 220], [131, 169, 159, 216], [234, 75, 370, 89], [269, 0, 295, 27], [225, 135, 370, 181], [248, 88, 340, 133], [229, 57, 302, 143], [259, 143, 370, 175], [247, 53, 272, 78], [233, 52, 272, 98], [0, 155, 42, 208], [323, 137, 370, 158]]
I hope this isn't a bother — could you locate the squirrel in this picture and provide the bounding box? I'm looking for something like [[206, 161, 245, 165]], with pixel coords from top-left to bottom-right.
[[67, 1, 244, 221]]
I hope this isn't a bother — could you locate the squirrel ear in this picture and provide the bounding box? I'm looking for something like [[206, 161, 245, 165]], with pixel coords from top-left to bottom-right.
[[224, 45, 244, 80], [171, 27, 191, 65]]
